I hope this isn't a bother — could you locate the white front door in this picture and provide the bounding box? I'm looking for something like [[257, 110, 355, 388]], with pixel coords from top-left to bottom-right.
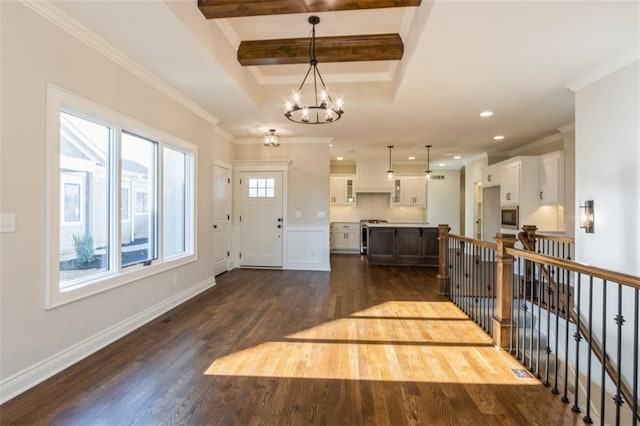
[[238, 171, 283, 267], [213, 164, 231, 276]]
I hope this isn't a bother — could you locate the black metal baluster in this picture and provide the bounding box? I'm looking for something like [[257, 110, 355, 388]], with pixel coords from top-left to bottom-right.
[[562, 266, 570, 404], [515, 255, 521, 360], [572, 273, 582, 413], [529, 259, 534, 372], [583, 276, 594, 424], [552, 263, 560, 395], [536, 263, 542, 379], [544, 270, 552, 387], [600, 280, 608, 424], [614, 283, 625, 425], [474, 244, 479, 327]]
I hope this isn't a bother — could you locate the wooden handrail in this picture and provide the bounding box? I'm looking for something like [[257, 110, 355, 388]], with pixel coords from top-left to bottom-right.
[[448, 234, 498, 251], [505, 247, 640, 290]]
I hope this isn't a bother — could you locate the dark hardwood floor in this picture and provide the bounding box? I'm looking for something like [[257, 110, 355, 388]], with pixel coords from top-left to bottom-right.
[[1, 255, 582, 425]]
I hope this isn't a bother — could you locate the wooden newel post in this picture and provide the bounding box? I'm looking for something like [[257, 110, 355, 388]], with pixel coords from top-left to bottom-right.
[[520, 225, 537, 297], [437, 224, 451, 295], [492, 233, 516, 350]]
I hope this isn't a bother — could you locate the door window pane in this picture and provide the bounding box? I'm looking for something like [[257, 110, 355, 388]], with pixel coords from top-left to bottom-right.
[[121, 132, 157, 267], [163, 147, 187, 258], [59, 112, 109, 284], [248, 177, 275, 198]]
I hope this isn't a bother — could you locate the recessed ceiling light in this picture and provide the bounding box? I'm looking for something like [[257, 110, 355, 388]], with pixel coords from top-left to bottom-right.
[[408, 156, 415, 160], [480, 111, 493, 118], [453, 155, 461, 160], [438, 163, 445, 167], [336, 156, 344, 161], [494, 135, 505, 140], [329, 143, 333, 148]]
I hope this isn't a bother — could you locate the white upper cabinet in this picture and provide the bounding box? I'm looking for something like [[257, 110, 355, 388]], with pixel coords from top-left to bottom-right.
[[392, 176, 427, 206], [500, 162, 520, 205], [539, 151, 564, 205], [330, 175, 356, 205], [482, 164, 501, 187]]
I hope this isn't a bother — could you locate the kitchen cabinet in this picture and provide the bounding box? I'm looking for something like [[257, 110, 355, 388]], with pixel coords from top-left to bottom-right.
[[330, 222, 360, 252], [539, 151, 563, 205], [392, 176, 426, 206], [500, 162, 520, 205], [482, 164, 501, 188], [330, 175, 356, 205]]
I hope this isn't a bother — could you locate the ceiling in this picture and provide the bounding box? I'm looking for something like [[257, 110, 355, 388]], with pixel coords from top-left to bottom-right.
[[52, 1, 639, 168]]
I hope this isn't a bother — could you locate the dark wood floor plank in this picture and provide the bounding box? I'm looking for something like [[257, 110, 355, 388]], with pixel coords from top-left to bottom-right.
[[1, 254, 585, 425]]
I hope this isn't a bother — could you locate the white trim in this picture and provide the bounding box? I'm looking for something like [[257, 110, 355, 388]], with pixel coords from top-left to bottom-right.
[[0, 276, 216, 404], [557, 123, 575, 134], [233, 159, 292, 172], [215, 126, 235, 143], [566, 49, 639, 92], [255, 70, 394, 85], [20, 0, 219, 126], [508, 132, 564, 157], [215, 19, 241, 50]]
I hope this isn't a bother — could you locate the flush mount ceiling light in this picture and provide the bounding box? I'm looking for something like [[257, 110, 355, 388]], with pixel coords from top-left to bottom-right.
[[480, 111, 494, 118], [263, 129, 280, 147], [284, 16, 344, 125], [386, 145, 394, 182], [494, 135, 505, 140], [425, 144, 433, 180]]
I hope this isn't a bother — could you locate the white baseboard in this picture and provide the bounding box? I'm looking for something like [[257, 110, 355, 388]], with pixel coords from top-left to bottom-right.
[[0, 276, 216, 404]]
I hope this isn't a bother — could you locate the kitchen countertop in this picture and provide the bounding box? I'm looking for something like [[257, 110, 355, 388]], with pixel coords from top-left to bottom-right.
[[364, 223, 432, 228]]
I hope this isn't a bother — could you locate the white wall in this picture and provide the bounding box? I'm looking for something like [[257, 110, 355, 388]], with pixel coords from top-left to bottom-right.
[[0, 2, 232, 401], [427, 169, 461, 234], [464, 156, 488, 238], [574, 59, 639, 395]]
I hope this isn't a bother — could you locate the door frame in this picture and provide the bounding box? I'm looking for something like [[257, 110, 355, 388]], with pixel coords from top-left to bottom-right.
[[213, 159, 232, 273], [233, 160, 291, 268]]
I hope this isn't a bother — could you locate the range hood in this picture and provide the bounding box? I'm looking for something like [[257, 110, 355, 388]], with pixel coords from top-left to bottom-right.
[[355, 161, 393, 193]]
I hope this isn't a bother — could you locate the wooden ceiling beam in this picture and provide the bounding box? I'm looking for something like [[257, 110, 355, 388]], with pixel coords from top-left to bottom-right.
[[238, 33, 403, 66], [198, 0, 421, 19]]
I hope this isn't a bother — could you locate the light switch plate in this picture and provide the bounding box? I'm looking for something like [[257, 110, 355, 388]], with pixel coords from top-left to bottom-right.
[[317, 211, 326, 218], [295, 210, 302, 218], [0, 214, 16, 233]]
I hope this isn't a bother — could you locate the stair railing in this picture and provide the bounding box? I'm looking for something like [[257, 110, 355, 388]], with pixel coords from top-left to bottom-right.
[[437, 225, 640, 425]]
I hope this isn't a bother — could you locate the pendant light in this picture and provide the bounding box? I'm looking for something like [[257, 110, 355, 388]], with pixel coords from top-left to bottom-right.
[[425, 144, 433, 180], [263, 129, 280, 147], [386, 145, 394, 182]]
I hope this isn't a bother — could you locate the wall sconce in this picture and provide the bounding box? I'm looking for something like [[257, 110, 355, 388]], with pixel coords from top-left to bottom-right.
[[579, 200, 594, 233]]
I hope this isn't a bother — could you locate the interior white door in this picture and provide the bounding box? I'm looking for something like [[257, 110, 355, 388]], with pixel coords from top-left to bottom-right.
[[238, 171, 283, 267], [213, 164, 231, 276]]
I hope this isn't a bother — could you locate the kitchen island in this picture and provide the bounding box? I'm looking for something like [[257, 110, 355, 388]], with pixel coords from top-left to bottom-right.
[[366, 223, 439, 266]]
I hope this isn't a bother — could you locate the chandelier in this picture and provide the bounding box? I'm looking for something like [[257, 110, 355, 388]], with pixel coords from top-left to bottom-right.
[[264, 129, 280, 147], [284, 16, 344, 124]]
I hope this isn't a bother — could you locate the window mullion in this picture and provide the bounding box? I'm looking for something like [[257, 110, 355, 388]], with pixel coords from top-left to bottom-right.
[[156, 141, 164, 261], [111, 126, 122, 274]]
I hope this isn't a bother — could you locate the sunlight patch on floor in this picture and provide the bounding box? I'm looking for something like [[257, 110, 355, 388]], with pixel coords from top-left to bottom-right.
[[205, 301, 538, 385]]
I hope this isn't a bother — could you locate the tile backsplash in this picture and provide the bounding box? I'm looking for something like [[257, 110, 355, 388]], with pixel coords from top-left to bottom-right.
[[330, 193, 426, 223]]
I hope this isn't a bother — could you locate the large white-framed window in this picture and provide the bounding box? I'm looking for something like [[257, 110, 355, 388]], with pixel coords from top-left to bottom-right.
[[46, 84, 197, 308]]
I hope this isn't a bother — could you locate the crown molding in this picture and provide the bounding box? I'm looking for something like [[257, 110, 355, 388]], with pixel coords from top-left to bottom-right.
[[566, 48, 639, 92], [234, 136, 333, 145], [215, 126, 235, 142], [252, 69, 395, 85], [215, 18, 241, 50], [19, 0, 220, 126], [557, 123, 575, 134]]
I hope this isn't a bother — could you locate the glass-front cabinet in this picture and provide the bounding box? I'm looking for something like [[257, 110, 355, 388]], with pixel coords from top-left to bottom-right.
[[330, 175, 356, 205], [391, 176, 426, 206]]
